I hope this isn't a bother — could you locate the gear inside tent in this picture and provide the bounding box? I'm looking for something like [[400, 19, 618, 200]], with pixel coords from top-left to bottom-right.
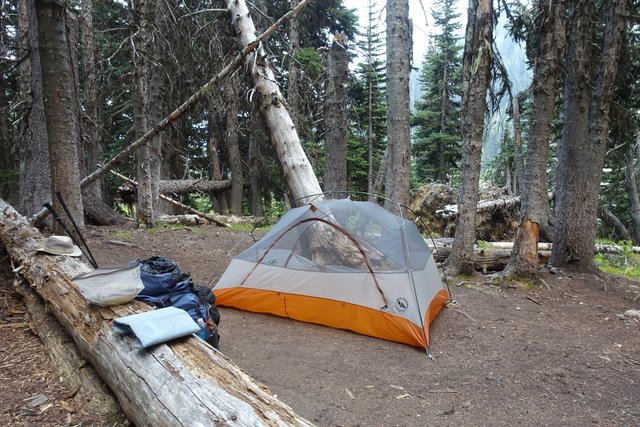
[[214, 199, 449, 348]]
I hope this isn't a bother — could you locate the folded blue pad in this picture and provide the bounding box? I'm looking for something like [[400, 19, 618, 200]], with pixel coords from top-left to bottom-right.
[[112, 306, 200, 348]]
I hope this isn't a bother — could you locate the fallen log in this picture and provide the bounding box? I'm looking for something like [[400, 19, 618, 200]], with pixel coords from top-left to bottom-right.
[[110, 170, 230, 227], [158, 179, 232, 195], [0, 198, 312, 426], [160, 214, 263, 227], [427, 238, 640, 272], [427, 240, 551, 272]]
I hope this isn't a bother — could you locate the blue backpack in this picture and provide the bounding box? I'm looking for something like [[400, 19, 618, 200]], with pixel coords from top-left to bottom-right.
[[135, 257, 220, 349]]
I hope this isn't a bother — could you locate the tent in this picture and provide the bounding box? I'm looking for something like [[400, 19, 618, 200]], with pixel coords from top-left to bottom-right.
[[214, 199, 449, 348]]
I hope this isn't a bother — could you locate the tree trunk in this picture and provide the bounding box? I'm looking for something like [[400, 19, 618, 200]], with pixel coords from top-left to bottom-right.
[[625, 136, 640, 244], [323, 36, 349, 198], [371, 143, 389, 198], [511, 96, 525, 195], [384, 0, 411, 213], [506, 0, 565, 277], [208, 97, 228, 214], [551, 0, 627, 271], [17, 0, 51, 218], [36, 0, 84, 230], [133, 0, 164, 228], [226, 0, 321, 205], [226, 77, 244, 215], [446, 0, 493, 276], [287, 0, 301, 134], [80, 0, 104, 201], [249, 137, 264, 217], [0, 198, 310, 425]]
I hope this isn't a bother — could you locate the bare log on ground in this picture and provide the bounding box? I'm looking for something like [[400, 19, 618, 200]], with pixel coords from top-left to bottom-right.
[[159, 179, 232, 195], [0, 198, 312, 426], [427, 238, 640, 272], [478, 240, 640, 254], [160, 214, 263, 227], [29, 0, 314, 226], [110, 170, 229, 227], [12, 276, 126, 424], [428, 238, 551, 272]]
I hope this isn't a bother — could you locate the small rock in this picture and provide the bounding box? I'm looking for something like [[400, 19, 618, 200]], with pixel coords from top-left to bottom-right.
[[624, 309, 640, 319], [27, 394, 48, 408]]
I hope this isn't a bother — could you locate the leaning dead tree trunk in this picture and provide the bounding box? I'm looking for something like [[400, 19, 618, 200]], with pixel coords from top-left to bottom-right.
[[30, 0, 313, 226], [226, 0, 322, 205], [0, 199, 311, 426]]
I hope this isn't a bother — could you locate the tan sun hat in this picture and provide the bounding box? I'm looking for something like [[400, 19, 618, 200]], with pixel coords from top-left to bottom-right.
[[36, 235, 82, 257]]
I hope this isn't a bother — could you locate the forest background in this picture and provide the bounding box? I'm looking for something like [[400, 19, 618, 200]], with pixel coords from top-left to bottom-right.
[[0, 0, 638, 278]]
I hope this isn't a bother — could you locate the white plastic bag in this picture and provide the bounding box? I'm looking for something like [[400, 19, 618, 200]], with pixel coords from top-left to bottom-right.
[[73, 262, 144, 306]]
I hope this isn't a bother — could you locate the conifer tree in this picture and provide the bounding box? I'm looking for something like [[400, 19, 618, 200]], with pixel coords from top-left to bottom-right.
[[412, 0, 463, 184], [350, 0, 387, 195]]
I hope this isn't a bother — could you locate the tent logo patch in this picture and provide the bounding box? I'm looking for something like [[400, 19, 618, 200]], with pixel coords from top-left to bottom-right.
[[395, 298, 409, 312]]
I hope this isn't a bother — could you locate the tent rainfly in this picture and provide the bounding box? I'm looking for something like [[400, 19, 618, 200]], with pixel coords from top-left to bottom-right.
[[214, 199, 449, 348]]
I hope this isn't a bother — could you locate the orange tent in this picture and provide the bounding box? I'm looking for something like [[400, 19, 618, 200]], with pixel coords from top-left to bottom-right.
[[214, 199, 449, 348]]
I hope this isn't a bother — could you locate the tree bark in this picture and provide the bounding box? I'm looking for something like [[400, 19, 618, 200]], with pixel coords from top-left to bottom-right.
[[625, 136, 640, 244], [384, 0, 411, 213], [80, 0, 104, 201], [551, 0, 628, 271], [226, 0, 321, 205], [17, 0, 51, 218], [287, 0, 301, 134], [132, 0, 164, 228], [208, 96, 229, 214], [0, 198, 310, 426], [511, 96, 525, 195], [446, 0, 493, 276], [36, 0, 84, 230], [323, 35, 349, 198], [226, 77, 244, 215], [506, 0, 565, 277], [248, 137, 264, 217]]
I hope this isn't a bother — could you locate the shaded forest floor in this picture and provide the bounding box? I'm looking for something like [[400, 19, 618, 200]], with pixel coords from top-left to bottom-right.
[[2, 223, 640, 426]]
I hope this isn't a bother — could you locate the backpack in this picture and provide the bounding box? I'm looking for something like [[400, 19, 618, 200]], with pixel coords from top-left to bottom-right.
[[136, 256, 220, 349]]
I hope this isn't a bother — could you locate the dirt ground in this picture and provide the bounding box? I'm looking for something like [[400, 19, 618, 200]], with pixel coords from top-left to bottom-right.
[[2, 222, 640, 426]]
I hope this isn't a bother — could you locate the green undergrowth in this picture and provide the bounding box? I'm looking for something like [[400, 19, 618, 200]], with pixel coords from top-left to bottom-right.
[[594, 239, 640, 280], [113, 230, 133, 239]]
